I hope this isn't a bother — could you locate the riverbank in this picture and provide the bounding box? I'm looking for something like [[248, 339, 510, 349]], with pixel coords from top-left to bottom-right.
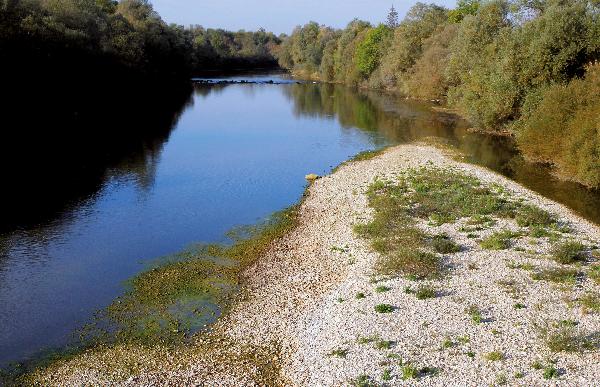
[[25, 144, 600, 385]]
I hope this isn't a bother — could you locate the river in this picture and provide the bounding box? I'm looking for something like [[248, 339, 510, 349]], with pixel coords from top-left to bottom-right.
[[1, 72, 599, 368]]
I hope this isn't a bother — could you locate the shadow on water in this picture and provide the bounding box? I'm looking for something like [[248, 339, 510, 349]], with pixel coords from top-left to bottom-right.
[[2, 76, 600, 377]]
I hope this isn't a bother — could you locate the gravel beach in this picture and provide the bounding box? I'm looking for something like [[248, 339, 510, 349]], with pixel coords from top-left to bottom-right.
[[28, 144, 600, 386]]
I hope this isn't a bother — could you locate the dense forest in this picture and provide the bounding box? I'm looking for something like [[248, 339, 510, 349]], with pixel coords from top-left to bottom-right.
[[276, 0, 600, 188]]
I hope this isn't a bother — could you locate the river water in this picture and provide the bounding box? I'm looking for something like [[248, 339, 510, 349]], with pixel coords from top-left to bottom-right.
[[1, 73, 599, 367]]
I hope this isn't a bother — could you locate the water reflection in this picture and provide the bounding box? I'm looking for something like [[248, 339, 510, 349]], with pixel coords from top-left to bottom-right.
[[1, 76, 599, 369]]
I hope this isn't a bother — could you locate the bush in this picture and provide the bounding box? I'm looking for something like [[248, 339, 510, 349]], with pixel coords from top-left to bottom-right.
[[517, 63, 600, 188]]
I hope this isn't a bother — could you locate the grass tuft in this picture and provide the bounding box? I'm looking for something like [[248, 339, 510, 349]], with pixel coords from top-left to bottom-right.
[[484, 351, 504, 361], [374, 304, 394, 313], [531, 268, 579, 284], [431, 234, 461, 254], [551, 240, 586, 264], [480, 230, 520, 250]]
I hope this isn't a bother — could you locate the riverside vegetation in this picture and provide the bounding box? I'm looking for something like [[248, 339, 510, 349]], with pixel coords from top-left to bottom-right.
[[275, 0, 600, 188]]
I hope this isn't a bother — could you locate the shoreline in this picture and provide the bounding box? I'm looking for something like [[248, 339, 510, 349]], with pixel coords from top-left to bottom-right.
[[25, 144, 600, 385]]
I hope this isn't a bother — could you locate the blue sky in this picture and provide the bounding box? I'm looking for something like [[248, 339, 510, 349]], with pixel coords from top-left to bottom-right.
[[151, 0, 458, 34]]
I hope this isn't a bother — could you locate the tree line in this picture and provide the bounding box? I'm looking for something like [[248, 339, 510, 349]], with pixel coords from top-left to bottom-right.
[[0, 0, 281, 80], [275, 0, 600, 188]]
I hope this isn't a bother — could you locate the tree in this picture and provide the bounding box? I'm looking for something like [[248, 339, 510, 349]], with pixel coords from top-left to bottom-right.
[[448, 0, 480, 23], [386, 5, 399, 28]]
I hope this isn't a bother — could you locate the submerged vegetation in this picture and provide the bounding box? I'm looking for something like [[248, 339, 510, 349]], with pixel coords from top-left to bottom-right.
[[276, 0, 600, 188]]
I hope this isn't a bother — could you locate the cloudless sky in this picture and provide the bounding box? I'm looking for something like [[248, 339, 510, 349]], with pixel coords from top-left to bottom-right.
[[151, 0, 458, 35]]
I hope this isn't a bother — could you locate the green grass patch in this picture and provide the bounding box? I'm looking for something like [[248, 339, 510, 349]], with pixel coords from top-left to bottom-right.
[[414, 285, 437, 300], [551, 240, 586, 264], [538, 320, 597, 352], [480, 230, 520, 250], [375, 285, 390, 293], [531, 268, 579, 284], [466, 305, 483, 324], [515, 205, 556, 227], [374, 304, 394, 313], [328, 348, 349, 358], [590, 264, 600, 284], [581, 292, 600, 314], [484, 351, 504, 361]]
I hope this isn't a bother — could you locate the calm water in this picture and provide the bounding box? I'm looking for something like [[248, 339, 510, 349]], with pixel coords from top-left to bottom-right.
[[1, 73, 600, 367]]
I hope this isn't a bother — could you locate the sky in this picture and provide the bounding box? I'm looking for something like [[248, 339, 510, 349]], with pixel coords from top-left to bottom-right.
[[151, 0, 458, 35]]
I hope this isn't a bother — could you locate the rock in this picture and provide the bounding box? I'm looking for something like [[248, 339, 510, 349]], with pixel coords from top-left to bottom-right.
[[305, 173, 320, 181]]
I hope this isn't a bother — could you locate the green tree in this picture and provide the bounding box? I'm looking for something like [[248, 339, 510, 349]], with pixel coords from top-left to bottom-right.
[[356, 24, 391, 77]]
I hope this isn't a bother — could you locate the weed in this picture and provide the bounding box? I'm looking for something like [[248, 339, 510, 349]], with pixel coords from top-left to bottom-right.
[[375, 339, 393, 350], [590, 264, 600, 284], [514, 371, 524, 378], [480, 230, 520, 250], [442, 337, 454, 349], [431, 234, 461, 254], [485, 351, 504, 361], [355, 292, 366, 300], [467, 233, 478, 239], [330, 245, 349, 253], [457, 335, 470, 344], [467, 305, 483, 324], [514, 303, 526, 309], [401, 364, 419, 380], [381, 368, 392, 381], [466, 351, 475, 358], [350, 374, 376, 387], [337, 297, 345, 303], [467, 263, 479, 270], [516, 205, 556, 227], [543, 366, 559, 379], [531, 268, 579, 284], [551, 241, 586, 264], [495, 373, 508, 385], [377, 249, 442, 280], [415, 285, 437, 300], [580, 292, 600, 314], [375, 285, 390, 293], [531, 360, 543, 370], [374, 304, 394, 313], [328, 348, 348, 358], [538, 320, 595, 352]]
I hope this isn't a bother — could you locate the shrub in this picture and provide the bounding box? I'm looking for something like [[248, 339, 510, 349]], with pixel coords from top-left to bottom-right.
[[431, 234, 461, 254], [480, 230, 519, 250], [375, 304, 394, 313], [551, 241, 586, 264]]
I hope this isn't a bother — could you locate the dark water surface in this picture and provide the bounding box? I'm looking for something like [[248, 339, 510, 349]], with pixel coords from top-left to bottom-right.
[[1, 73, 599, 367]]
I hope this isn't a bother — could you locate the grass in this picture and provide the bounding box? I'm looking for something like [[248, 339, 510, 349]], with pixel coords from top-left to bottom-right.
[[543, 366, 559, 379], [355, 167, 546, 280], [467, 305, 483, 324], [551, 240, 586, 264], [414, 285, 437, 300], [538, 320, 596, 352], [374, 304, 394, 313], [375, 285, 390, 293], [431, 234, 461, 254], [531, 268, 579, 284], [442, 337, 454, 349], [480, 229, 520, 250], [350, 374, 377, 387], [401, 365, 419, 380], [514, 303, 526, 309], [580, 292, 600, 314], [484, 351, 504, 361], [355, 292, 366, 300], [328, 348, 349, 358], [381, 368, 392, 381], [375, 339, 393, 350], [515, 205, 556, 227], [333, 148, 386, 173], [590, 264, 600, 284]]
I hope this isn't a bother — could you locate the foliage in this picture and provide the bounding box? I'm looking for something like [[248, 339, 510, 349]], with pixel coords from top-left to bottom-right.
[[448, 0, 480, 23], [516, 62, 600, 188], [355, 24, 391, 77]]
